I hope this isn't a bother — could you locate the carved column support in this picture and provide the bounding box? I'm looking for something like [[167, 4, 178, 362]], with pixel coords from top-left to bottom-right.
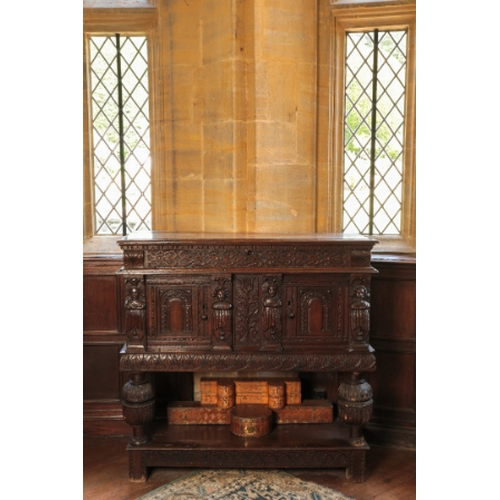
[[211, 276, 233, 350], [124, 277, 147, 352], [348, 275, 371, 345], [261, 275, 284, 351], [338, 372, 373, 446], [122, 372, 156, 446]]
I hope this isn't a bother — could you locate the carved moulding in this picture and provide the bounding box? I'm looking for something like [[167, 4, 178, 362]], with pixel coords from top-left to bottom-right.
[[119, 351, 376, 373]]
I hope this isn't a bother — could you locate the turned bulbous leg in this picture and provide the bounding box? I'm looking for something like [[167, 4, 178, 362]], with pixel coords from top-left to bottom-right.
[[122, 372, 155, 446], [338, 372, 373, 447]]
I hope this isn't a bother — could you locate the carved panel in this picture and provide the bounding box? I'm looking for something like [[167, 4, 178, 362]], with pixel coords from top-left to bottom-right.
[[83, 275, 120, 333], [299, 288, 332, 336], [83, 343, 122, 400], [160, 288, 193, 335], [233, 276, 260, 348], [146, 277, 213, 349]]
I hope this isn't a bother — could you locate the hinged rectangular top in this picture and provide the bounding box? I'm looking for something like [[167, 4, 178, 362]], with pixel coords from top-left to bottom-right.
[[117, 231, 378, 245]]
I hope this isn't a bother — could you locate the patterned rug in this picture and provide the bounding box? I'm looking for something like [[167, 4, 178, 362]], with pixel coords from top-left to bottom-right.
[[136, 469, 354, 500]]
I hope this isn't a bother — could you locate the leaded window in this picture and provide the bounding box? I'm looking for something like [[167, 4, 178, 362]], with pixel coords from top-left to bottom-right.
[[343, 29, 407, 236], [89, 34, 152, 235]]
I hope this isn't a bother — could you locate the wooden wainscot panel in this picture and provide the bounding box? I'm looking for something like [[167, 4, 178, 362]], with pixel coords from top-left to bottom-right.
[[366, 258, 416, 448], [368, 351, 415, 414], [83, 342, 129, 435], [83, 343, 123, 401], [83, 254, 126, 434], [83, 275, 121, 333], [371, 278, 415, 341]]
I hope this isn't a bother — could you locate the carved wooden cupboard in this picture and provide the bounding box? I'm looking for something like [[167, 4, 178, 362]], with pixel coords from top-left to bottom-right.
[[117, 232, 377, 482]]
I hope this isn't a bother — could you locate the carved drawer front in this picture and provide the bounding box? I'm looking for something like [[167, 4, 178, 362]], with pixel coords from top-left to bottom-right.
[[282, 275, 350, 351], [146, 275, 233, 351]]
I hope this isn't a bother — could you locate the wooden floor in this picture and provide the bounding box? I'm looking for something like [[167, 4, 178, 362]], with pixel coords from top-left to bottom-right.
[[83, 435, 415, 500]]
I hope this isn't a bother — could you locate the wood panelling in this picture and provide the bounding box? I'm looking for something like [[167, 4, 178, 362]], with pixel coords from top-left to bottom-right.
[[84, 255, 126, 434], [83, 276, 120, 333], [371, 279, 416, 340], [367, 258, 416, 448], [83, 343, 123, 401], [83, 342, 127, 435], [368, 352, 415, 411]]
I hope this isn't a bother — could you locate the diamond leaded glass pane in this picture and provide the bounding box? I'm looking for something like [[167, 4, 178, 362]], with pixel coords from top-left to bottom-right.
[[342, 30, 407, 236], [89, 35, 152, 235]]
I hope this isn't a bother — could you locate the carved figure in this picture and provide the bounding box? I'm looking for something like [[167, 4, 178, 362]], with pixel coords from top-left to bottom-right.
[[125, 286, 145, 310], [125, 281, 146, 343], [350, 285, 370, 342], [263, 280, 282, 343]]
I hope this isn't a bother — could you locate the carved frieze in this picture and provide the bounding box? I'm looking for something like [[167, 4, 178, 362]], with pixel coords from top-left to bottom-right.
[[119, 352, 377, 372], [142, 244, 348, 269]]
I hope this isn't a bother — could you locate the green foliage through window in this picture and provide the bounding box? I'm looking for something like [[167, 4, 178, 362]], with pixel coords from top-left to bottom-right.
[[343, 30, 407, 236]]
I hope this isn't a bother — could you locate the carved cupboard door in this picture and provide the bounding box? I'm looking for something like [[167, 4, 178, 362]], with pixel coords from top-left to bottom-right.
[[281, 275, 350, 351], [146, 275, 233, 351]]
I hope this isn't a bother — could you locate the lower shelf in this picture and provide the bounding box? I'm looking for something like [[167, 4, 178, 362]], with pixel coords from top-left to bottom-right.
[[126, 420, 369, 482]]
